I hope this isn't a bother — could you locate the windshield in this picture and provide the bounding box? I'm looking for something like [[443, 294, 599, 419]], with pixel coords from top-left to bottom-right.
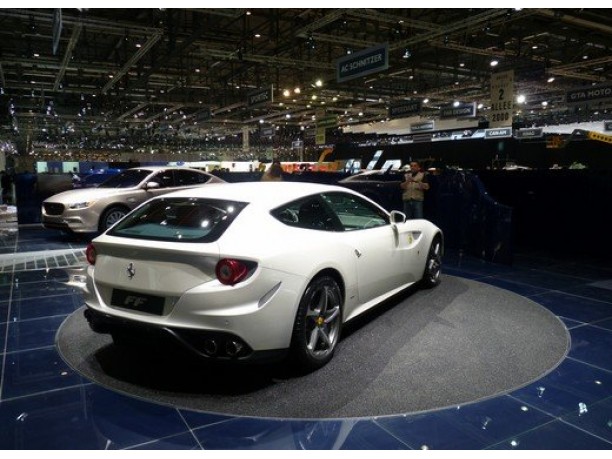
[[108, 197, 248, 242], [98, 169, 152, 188]]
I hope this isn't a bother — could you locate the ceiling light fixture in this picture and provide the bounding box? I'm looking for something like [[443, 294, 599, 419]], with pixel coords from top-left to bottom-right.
[[547, 76, 555, 83], [490, 59, 499, 67]]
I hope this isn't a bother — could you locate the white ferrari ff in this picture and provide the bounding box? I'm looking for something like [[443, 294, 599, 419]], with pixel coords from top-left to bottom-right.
[[82, 182, 443, 371]]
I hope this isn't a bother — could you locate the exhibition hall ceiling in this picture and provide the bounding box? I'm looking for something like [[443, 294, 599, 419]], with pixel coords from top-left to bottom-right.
[[0, 8, 610, 147]]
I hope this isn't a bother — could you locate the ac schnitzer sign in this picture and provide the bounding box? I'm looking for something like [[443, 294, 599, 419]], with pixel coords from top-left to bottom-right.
[[336, 44, 389, 83]]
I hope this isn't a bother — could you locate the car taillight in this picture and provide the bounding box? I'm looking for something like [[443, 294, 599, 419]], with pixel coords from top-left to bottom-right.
[[216, 258, 248, 286], [86, 243, 97, 265]]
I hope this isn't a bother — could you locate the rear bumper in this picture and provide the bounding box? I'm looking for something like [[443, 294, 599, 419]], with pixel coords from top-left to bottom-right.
[[83, 307, 288, 363]]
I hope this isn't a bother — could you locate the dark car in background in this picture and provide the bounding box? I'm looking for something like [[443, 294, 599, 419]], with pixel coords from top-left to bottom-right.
[[339, 169, 406, 212], [339, 168, 513, 264]]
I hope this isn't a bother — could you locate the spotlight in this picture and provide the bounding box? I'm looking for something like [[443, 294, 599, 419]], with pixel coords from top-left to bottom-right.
[[402, 48, 411, 59]]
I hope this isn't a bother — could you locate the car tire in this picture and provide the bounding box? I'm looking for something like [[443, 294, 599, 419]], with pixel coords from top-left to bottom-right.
[[421, 235, 442, 288], [111, 332, 134, 347], [99, 205, 128, 232], [290, 276, 343, 372]]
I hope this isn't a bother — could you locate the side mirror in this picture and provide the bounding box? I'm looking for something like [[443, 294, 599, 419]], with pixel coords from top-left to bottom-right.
[[390, 210, 406, 224], [145, 181, 160, 190]]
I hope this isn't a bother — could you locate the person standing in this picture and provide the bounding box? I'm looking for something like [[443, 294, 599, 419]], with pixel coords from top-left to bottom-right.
[[400, 161, 429, 219], [261, 160, 283, 181]]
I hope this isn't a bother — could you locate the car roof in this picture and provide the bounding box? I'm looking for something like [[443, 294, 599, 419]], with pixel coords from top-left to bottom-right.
[[340, 170, 403, 181], [157, 181, 360, 208], [126, 166, 208, 172]]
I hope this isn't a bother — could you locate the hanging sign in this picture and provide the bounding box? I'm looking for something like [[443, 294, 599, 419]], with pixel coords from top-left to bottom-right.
[[485, 127, 512, 138], [489, 70, 514, 128], [337, 43, 389, 83], [316, 115, 339, 129], [566, 84, 612, 104], [410, 121, 434, 132], [52, 9, 62, 55], [515, 128, 543, 139], [389, 101, 421, 119], [248, 85, 274, 107], [440, 102, 476, 119]]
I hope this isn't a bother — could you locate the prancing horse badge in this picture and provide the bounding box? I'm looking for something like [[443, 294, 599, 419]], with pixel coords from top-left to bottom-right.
[[126, 262, 135, 279]]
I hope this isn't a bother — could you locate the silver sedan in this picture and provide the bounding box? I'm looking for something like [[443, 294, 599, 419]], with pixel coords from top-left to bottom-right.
[[42, 166, 225, 233]]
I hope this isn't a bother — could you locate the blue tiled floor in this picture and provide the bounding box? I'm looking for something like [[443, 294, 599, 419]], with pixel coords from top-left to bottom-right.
[[0, 227, 611, 449]]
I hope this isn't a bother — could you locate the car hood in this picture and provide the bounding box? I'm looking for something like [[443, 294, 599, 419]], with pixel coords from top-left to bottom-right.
[[44, 187, 135, 203]]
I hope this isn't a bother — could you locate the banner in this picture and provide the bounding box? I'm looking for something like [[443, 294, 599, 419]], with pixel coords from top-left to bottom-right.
[[52, 9, 62, 55], [316, 115, 339, 129], [489, 70, 514, 128], [410, 121, 434, 132], [566, 84, 612, 104], [248, 85, 273, 107], [515, 128, 543, 139], [337, 44, 389, 83], [440, 102, 476, 119], [242, 126, 249, 151], [485, 127, 512, 139], [389, 101, 421, 119], [315, 126, 326, 145], [261, 127, 275, 137]]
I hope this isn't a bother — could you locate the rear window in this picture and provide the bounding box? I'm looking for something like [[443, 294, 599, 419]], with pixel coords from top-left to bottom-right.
[[108, 197, 247, 242]]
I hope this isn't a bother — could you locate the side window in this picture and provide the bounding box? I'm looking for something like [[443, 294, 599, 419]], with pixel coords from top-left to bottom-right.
[[321, 192, 388, 230], [151, 170, 174, 188], [175, 170, 211, 186], [271, 196, 342, 231]]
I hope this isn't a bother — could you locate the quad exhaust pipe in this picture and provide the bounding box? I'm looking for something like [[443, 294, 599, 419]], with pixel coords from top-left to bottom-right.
[[203, 338, 243, 357], [203, 338, 218, 356], [225, 340, 243, 357]]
